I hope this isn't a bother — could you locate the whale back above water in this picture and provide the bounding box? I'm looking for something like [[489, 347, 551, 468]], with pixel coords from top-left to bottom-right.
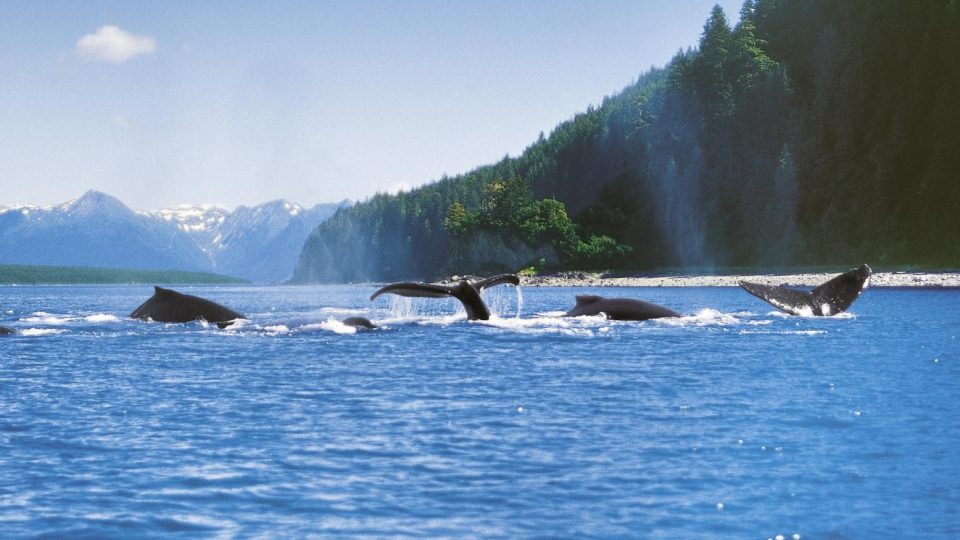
[[739, 264, 872, 316], [565, 295, 681, 321], [130, 286, 245, 328], [0, 326, 15, 335], [370, 274, 520, 321], [341, 317, 377, 329]]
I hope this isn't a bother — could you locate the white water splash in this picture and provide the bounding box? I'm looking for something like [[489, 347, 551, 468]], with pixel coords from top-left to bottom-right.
[[22, 312, 73, 324], [84, 313, 120, 323], [377, 296, 465, 325], [318, 307, 369, 316], [301, 318, 358, 335], [22, 312, 120, 325], [656, 308, 741, 327], [482, 286, 523, 319], [263, 325, 290, 334], [412, 313, 467, 327], [768, 310, 855, 320], [514, 286, 524, 318], [477, 314, 606, 337], [739, 329, 826, 336], [20, 328, 68, 336], [222, 319, 250, 330]]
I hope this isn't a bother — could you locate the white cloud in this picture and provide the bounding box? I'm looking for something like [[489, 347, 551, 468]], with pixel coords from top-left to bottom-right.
[[76, 25, 156, 63]]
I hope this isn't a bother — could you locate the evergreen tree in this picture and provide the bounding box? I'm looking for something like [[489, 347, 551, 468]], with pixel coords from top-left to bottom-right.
[[690, 5, 734, 122]]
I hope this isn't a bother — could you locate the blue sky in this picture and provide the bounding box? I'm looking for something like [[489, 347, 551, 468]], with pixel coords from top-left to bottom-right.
[[0, 1, 742, 210]]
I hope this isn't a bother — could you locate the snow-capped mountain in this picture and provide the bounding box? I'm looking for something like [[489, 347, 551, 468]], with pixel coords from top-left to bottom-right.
[[0, 191, 213, 272], [0, 190, 347, 282], [144, 204, 229, 244]]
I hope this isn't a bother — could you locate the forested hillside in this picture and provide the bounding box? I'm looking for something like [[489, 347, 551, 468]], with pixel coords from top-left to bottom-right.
[[293, 0, 960, 283]]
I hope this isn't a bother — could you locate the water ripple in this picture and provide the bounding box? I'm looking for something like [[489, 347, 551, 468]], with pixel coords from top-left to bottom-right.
[[0, 285, 957, 537]]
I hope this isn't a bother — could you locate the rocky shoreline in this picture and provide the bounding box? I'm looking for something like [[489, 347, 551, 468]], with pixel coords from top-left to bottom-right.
[[518, 271, 960, 288]]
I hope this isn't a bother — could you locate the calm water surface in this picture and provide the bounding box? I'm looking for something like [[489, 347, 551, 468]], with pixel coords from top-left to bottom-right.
[[1, 284, 958, 538]]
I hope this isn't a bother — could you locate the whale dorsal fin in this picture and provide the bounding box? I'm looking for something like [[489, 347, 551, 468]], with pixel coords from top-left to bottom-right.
[[154, 286, 178, 297]]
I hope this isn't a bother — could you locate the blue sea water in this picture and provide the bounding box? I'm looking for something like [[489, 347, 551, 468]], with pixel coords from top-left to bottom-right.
[[1, 284, 958, 538]]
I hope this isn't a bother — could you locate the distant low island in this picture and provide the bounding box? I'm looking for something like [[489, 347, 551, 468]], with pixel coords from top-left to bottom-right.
[[0, 264, 248, 285]]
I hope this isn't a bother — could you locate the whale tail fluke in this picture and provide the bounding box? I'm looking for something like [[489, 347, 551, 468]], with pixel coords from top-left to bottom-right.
[[369, 273, 520, 321], [472, 274, 521, 291], [369, 274, 521, 301], [740, 264, 872, 316], [738, 281, 815, 315], [369, 283, 454, 301], [810, 264, 872, 314]]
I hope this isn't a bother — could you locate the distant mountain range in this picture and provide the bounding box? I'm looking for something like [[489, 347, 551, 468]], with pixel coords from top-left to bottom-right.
[[0, 190, 347, 282]]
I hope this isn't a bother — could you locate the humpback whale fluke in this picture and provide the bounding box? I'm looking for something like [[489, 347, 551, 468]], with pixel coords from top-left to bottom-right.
[[565, 295, 681, 321], [739, 264, 872, 316], [130, 286, 246, 328], [370, 274, 520, 321]]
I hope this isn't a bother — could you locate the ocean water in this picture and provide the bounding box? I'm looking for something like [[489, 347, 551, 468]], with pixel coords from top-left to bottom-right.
[[1, 284, 957, 538]]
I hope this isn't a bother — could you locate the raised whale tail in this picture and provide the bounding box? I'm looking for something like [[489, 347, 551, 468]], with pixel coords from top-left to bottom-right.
[[471, 273, 521, 290], [739, 263, 872, 316], [737, 281, 813, 314], [370, 282, 456, 300], [369, 274, 520, 321], [809, 263, 872, 313]]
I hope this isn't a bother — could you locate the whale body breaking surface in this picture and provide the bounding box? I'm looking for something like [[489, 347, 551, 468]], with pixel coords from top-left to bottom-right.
[[130, 286, 246, 328], [564, 295, 680, 321]]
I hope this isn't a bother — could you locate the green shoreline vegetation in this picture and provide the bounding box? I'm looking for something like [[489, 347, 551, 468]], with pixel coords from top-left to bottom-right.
[[0, 265, 248, 285]]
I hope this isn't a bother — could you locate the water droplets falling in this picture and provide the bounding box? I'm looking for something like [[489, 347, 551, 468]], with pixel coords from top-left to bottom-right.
[[514, 285, 524, 319]]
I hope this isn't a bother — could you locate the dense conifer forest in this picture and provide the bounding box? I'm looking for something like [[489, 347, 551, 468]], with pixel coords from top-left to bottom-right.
[[293, 0, 960, 283]]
